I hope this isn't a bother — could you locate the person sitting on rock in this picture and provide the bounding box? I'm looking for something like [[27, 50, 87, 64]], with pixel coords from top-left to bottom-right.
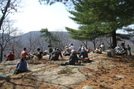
[[35, 48, 43, 60], [14, 57, 28, 75], [3, 51, 15, 62], [21, 48, 29, 60], [51, 47, 63, 61], [93, 44, 102, 54], [68, 50, 78, 65], [77, 45, 82, 54], [6, 51, 15, 61], [63, 46, 71, 56], [79, 47, 88, 59]]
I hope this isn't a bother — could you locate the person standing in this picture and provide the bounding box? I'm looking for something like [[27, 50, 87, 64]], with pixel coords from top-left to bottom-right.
[[100, 43, 105, 51], [126, 45, 131, 56], [121, 41, 125, 49]]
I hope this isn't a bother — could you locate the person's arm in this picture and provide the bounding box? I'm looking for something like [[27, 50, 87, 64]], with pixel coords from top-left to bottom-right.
[[69, 55, 72, 62], [59, 51, 63, 59], [76, 55, 78, 63], [16, 62, 20, 68], [79, 52, 83, 58]]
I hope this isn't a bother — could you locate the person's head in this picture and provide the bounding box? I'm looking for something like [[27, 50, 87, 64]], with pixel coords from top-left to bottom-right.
[[54, 47, 57, 51], [4, 55, 7, 57], [9, 51, 12, 54], [56, 48, 59, 51], [127, 45, 129, 47], [69, 43, 73, 46], [71, 43, 73, 46], [48, 45, 51, 48], [20, 57, 24, 63], [24, 48, 26, 51], [37, 48, 40, 51], [81, 46, 85, 50]]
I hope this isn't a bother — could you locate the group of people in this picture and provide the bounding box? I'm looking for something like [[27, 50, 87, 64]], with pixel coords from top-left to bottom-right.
[[13, 43, 91, 74], [49, 44, 91, 64], [115, 41, 131, 56], [5, 41, 131, 75], [93, 43, 105, 54]]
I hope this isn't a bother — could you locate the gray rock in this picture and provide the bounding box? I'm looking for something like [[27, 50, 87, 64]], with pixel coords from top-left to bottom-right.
[[82, 86, 94, 89]]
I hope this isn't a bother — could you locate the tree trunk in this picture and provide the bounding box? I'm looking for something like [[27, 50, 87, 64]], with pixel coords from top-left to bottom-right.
[[112, 30, 117, 48], [0, 45, 3, 62], [0, 0, 11, 30]]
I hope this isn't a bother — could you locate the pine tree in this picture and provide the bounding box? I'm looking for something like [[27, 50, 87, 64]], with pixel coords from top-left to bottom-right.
[[66, 0, 134, 47], [40, 28, 60, 47]]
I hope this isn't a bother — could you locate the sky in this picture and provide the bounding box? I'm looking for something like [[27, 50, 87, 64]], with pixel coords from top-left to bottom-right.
[[11, 0, 78, 33], [9, 0, 134, 34]]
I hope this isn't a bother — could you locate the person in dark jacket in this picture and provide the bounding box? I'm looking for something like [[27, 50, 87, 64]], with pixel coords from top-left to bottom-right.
[[79, 47, 88, 59], [126, 45, 131, 56], [51, 47, 63, 61], [14, 58, 28, 74], [68, 50, 78, 65], [48, 45, 53, 60], [35, 48, 43, 60]]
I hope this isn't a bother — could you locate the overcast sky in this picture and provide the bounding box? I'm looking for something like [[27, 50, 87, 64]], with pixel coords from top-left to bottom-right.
[[11, 0, 78, 33]]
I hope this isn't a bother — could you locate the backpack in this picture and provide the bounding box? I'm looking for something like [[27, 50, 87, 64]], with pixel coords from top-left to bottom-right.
[[82, 57, 92, 63]]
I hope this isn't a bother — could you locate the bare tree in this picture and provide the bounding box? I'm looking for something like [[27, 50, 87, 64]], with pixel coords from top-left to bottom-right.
[[22, 32, 46, 53], [0, 18, 23, 62], [0, 0, 22, 30], [53, 30, 71, 50]]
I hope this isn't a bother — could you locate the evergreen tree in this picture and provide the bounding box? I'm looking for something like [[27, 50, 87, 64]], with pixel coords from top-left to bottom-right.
[[40, 28, 60, 47], [66, 0, 134, 47]]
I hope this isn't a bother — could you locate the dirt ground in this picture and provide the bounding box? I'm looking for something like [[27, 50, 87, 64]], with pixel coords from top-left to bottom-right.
[[0, 52, 134, 89]]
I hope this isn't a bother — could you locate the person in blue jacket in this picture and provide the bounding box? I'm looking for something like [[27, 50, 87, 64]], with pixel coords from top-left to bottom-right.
[[14, 58, 28, 74]]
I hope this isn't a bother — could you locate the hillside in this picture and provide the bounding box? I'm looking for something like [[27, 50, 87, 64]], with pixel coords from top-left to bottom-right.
[[0, 52, 134, 89], [21, 31, 134, 51]]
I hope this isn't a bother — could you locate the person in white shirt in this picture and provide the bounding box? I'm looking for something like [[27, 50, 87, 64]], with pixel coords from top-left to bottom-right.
[[69, 43, 75, 51], [100, 43, 105, 51]]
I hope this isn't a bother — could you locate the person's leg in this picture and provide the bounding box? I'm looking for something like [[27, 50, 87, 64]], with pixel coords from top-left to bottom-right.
[[49, 53, 52, 60], [14, 69, 20, 75]]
